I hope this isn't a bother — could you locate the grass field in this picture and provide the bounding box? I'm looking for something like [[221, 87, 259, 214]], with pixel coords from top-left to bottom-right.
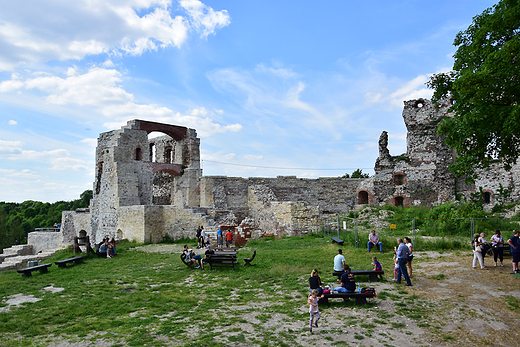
[[0, 233, 518, 346]]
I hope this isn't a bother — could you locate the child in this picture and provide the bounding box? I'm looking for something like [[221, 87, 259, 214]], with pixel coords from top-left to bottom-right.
[[308, 289, 323, 333], [372, 256, 382, 271], [392, 251, 399, 281], [372, 256, 383, 280]]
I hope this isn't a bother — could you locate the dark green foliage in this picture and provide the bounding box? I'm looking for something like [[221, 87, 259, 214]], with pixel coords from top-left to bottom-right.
[[342, 169, 370, 178], [0, 190, 92, 252], [427, 0, 520, 182]]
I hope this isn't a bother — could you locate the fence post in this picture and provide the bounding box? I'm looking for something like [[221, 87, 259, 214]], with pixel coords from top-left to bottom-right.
[[355, 219, 359, 248], [337, 214, 340, 239], [412, 218, 416, 247], [471, 218, 474, 238]]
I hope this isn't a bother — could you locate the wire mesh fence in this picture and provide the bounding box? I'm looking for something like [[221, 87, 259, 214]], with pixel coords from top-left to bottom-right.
[[319, 214, 520, 252]]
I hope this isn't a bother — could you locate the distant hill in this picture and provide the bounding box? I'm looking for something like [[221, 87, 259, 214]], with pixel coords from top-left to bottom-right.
[[0, 190, 92, 252]]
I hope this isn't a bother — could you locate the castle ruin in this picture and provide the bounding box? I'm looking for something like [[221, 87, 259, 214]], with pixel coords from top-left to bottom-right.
[[26, 98, 520, 251]]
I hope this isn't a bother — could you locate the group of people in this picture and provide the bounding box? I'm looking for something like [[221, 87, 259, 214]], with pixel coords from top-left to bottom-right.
[[196, 226, 235, 249], [472, 229, 520, 274], [98, 236, 116, 258]]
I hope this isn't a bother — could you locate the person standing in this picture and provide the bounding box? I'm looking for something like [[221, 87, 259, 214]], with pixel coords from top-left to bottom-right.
[[404, 237, 413, 278], [225, 229, 234, 248], [200, 226, 206, 248], [490, 230, 504, 267], [472, 233, 486, 270], [333, 249, 345, 272], [367, 230, 383, 253], [396, 238, 412, 286], [217, 227, 223, 248], [196, 226, 202, 248], [308, 289, 324, 333], [507, 230, 520, 274]]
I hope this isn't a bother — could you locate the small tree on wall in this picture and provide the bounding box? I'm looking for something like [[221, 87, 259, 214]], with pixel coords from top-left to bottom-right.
[[342, 169, 370, 178]]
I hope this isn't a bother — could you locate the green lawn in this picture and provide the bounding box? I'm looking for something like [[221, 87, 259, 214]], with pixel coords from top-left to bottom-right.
[[0, 234, 457, 346]]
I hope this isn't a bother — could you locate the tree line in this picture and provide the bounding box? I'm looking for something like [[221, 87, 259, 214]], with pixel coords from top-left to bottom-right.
[[0, 190, 92, 252]]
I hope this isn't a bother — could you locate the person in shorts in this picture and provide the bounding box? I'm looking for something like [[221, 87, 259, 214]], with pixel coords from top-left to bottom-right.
[[507, 230, 520, 274]]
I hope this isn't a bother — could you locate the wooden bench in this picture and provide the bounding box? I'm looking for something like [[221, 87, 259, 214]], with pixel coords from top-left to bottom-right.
[[180, 253, 195, 268], [331, 237, 344, 245], [55, 256, 84, 268], [17, 263, 52, 277], [205, 253, 238, 269], [243, 250, 256, 266], [333, 270, 385, 282], [319, 291, 375, 305]]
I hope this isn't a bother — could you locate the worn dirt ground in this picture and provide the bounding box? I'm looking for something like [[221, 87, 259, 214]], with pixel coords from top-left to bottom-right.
[[5, 245, 520, 346]]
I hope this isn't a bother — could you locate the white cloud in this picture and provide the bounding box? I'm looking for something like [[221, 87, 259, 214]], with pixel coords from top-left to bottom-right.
[[0, 1, 230, 70], [8, 120, 17, 125], [180, 0, 231, 37], [1, 67, 241, 137], [7, 148, 70, 161], [0, 140, 23, 154], [50, 157, 89, 171]]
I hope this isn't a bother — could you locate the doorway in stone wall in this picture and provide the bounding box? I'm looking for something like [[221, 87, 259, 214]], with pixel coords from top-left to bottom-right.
[[357, 191, 369, 205], [394, 196, 404, 207]]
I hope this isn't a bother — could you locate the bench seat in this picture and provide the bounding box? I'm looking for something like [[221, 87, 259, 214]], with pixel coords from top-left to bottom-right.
[[319, 291, 375, 305], [333, 270, 385, 282], [55, 256, 84, 268], [17, 263, 52, 277], [205, 254, 237, 269], [331, 237, 344, 245]]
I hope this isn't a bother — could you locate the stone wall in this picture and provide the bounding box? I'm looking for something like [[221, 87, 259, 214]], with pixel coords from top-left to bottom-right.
[[27, 232, 63, 254]]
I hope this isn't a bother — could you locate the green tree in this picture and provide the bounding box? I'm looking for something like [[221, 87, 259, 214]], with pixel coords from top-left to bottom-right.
[[342, 169, 370, 178], [427, 0, 520, 182]]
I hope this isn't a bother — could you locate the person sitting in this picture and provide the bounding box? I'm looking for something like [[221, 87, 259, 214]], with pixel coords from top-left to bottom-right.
[[309, 269, 324, 296], [333, 265, 356, 293], [109, 238, 117, 256], [333, 249, 346, 272], [187, 249, 204, 269], [98, 238, 112, 258], [367, 230, 383, 253]]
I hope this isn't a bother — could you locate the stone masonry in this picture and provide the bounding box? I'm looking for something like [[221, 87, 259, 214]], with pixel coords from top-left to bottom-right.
[[20, 97, 520, 254]]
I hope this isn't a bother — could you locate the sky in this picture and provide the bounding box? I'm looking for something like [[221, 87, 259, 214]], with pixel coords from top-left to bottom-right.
[[0, 0, 499, 203]]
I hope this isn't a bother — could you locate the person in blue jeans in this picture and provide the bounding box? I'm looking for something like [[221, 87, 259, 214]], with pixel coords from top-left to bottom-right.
[[367, 230, 383, 253], [396, 238, 412, 286], [333, 265, 356, 292], [507, 230, 520, 274]]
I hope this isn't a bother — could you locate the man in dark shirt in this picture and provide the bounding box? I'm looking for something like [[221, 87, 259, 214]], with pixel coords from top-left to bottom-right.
[[333, 265, 355, 293]]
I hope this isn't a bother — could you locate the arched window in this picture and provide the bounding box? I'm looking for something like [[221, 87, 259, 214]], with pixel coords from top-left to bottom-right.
[[357, 191, 369, 205], [164, 147, 172, 164], [135, 147, 142, 161], [394, 196, 404, 207], [393, 173, 406, 185], [483, 192, 491, 204]]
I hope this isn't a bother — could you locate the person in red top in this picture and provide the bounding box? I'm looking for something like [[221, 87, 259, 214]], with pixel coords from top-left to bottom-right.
[[225, 230, 234, 248]]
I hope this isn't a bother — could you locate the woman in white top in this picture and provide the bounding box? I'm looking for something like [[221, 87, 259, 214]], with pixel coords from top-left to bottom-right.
[[490, 230, 504, 267], [404, 237, 413, 278]]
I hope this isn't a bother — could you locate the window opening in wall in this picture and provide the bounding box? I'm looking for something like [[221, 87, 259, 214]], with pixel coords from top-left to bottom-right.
[[165, 147, 172, 164], [394, 196, 404, 207], [149, 143, 156, 162], [79, 230, 87, 238], [393, 173, 405, 185], [483, 192, 491, 204], [357, 191, 368, 205], [135, 147, 142, 161], [95, 162, 103, 194]]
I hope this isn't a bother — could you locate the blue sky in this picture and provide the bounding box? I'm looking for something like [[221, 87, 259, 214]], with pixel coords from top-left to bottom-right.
[[0, 0, 498, 203]]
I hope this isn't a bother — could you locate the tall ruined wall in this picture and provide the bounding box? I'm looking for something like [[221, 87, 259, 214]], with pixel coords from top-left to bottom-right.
[[200, 176, 362, 214], [364, 98, 458, 207]]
